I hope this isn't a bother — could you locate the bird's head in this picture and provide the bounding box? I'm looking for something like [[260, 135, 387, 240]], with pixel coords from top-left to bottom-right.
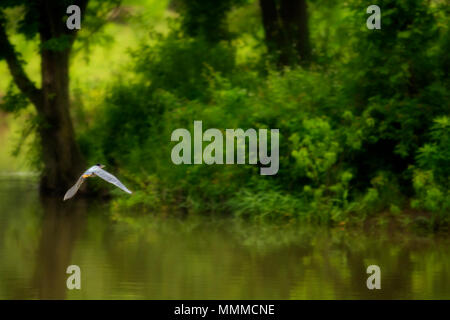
[[96, 163, 105, 169]]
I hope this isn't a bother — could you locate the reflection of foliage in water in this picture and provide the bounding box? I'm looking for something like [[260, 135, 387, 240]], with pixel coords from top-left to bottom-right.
[[0, 179, 449, 299], [104, 211, 450, 299]]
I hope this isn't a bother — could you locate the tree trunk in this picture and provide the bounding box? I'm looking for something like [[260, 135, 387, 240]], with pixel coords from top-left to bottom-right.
[[259, 0, 289, 66], [1, 0, 89, 196], [259, 0, 311, 66], [38, 44, 86, 195], [280, 0, 311, 64], [35, 0, 87, 195]]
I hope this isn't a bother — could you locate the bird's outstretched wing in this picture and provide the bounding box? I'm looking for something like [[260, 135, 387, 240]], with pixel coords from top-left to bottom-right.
[[93, 167, 132, 194], [63, 175, 85, 201]]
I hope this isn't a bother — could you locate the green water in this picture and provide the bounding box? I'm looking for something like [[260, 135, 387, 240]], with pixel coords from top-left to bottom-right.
[[0, 176, 448, 299]]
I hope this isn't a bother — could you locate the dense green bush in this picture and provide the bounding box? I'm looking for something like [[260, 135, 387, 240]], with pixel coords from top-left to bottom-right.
[[81, 0, 449, 229], [411, 117, 449, 226], [132, 29, 236, 100], [344, 0, 449, 192]]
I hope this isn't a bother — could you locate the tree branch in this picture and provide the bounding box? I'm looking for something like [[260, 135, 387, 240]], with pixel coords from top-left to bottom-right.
[[0, 22, 43, 110]]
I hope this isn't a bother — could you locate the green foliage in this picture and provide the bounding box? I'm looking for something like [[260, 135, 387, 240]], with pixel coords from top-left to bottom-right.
[[132, 29, 236, 100], [416, 117, 450, 187], [346, 0, 449, 166], [411, 170, 449, 214], [411, 117, 450, 222], [112, 174, 161, 213], [83, 1, 448, 228], [228, 188, 305, 223], [79, 82, 165, 169], [0, 1, 40, 40], [3, 0, 448, 229], [0, 83, 28, 113], [290, 118, 340, 183], [40, 35, 73, 52], [178, 0, 246, 42]]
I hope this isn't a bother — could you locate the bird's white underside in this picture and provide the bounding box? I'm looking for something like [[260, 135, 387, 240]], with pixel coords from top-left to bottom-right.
[[63, 165, 132, 201]]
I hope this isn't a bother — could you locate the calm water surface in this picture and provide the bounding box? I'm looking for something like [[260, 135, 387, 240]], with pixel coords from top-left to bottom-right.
[[0, 177, 448, 299]]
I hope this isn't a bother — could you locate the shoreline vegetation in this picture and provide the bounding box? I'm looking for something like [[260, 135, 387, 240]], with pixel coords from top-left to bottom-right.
[[0, 0, 448, 233]]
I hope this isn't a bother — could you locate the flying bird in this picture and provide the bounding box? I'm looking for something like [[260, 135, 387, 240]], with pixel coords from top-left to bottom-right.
[[64, 164, 132, 201]]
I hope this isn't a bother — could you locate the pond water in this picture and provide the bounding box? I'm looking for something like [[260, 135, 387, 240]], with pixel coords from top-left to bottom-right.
[[0, 176, 448, 299]]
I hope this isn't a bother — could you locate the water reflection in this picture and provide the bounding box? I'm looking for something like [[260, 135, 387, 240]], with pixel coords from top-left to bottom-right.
[[32, 197, 87, 299], [0, 177, 449, 299]]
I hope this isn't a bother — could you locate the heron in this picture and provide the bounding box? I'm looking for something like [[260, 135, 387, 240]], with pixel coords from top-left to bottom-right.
[[63, 164, 132, 201]]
